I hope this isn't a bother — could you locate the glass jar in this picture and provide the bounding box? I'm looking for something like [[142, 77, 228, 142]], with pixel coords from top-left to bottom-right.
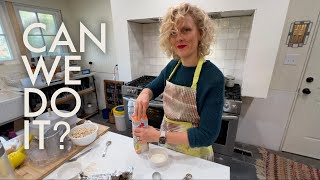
[[0, 141, 15, 179]]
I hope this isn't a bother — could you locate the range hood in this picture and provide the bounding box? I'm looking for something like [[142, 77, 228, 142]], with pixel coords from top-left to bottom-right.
[[128, 9, 254, 24]]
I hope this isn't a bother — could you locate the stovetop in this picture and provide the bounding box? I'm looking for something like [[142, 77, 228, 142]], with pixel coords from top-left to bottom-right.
[[123, 76, 242, 101], [225, 84, 241, 101], [123, 75, 242, 115], [124, 75, 156, 88]]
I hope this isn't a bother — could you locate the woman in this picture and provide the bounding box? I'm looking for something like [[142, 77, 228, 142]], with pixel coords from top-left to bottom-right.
[[133, 3, 224, 160]]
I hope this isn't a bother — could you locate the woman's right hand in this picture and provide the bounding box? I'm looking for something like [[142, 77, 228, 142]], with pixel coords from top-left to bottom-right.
[[134, 88, 152, 120]]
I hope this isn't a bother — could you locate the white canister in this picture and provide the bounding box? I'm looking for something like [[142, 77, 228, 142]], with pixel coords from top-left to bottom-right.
[[113, 105, 127, 131]]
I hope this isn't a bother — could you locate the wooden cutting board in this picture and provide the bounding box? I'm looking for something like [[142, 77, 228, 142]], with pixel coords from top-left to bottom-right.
[[14, 122, 109, 179]]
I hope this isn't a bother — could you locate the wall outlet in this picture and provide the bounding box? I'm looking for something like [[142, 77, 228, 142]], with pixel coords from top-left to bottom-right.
[[284, 54, 299, 65]]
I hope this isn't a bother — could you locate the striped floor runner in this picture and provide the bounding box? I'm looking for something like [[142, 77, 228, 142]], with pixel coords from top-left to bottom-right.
[[256, 148, 320, 180]]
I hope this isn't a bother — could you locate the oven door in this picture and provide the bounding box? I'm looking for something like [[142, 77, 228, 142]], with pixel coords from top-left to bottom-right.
[[123, 96, 164, 129], [212, 114, 239, 156]]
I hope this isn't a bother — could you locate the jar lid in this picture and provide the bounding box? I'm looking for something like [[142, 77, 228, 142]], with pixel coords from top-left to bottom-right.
[[113, 105, 125, 115], [225, 75, 235, 80]]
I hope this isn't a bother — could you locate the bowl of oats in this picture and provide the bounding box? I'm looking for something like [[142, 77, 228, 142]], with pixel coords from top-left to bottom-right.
[[68, 121, 98, 146]]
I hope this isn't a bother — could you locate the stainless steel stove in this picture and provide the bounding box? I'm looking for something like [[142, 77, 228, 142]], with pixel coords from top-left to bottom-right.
[[122, 75, 157, 97], [224, 84, 242, 114], [215, 83, 242, 156], [122, 75, 242, 156]]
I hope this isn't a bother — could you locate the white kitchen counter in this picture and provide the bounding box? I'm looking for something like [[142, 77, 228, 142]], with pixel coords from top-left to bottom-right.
[[45, 132, 230, 179]]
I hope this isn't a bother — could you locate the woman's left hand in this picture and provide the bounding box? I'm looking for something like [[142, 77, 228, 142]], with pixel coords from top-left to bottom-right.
[[134, 126, 160, 144]]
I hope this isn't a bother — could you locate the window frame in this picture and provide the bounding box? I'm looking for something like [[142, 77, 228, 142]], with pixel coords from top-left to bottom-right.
[[13, 3, 66, 58], [0, 1, 20, 63]]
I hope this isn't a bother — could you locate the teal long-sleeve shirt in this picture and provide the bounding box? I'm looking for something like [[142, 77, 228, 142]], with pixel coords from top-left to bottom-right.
[[146, 59, 224, 148]]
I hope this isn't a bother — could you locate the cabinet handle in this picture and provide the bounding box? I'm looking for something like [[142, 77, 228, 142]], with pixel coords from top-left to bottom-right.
[[306, 77, 314, 83], [302, 88, 311, 94]]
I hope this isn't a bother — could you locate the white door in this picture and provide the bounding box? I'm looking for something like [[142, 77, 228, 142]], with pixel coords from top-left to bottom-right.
[[282, 18, 320, 159]]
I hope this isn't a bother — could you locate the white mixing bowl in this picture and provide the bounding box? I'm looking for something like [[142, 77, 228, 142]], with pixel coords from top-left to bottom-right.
[[68, 122, 98, 146]]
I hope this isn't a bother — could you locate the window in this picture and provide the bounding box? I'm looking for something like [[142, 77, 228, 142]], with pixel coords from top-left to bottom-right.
[[0, 18, 13, 61], [14, 4, 66, 57], [0, 2, 17, 62]]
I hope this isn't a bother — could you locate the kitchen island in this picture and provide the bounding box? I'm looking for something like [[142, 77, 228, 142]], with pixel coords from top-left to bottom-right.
[[45, 131, 230, 179]]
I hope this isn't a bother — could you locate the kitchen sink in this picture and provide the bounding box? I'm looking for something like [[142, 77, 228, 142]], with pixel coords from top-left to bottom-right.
[[0, 91, 24, 125]]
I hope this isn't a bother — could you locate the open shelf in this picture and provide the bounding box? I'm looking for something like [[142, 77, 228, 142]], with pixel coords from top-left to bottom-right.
[[90, 118, 110, 126], [34, 87, 96, 111], [80, 110, 99, 120]]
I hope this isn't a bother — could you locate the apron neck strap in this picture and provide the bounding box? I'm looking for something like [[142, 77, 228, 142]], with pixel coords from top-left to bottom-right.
[[168, 58, 205, 90], [168, 60, 181, 81], [191, 58, 204, 90]]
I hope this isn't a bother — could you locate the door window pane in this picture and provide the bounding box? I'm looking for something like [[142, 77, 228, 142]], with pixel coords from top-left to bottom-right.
[[0, 36, 13, 61], [38, 13, 56, 35]]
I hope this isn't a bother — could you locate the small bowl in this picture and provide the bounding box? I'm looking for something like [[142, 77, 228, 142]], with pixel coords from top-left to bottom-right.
[[68, 122, 98, 146], [57, 161, 82, 179], [148, 148, 169, 167]]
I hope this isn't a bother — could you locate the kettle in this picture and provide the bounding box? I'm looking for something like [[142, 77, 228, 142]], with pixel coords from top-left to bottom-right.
[[0, 141, 15, 179], [225, 75, 235, 88]]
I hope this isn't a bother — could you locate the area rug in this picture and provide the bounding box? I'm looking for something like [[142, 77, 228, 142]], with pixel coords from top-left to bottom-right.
[[255, 148, 320, 180]]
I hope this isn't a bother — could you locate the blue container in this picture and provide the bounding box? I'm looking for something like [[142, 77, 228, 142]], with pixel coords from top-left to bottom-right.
[[102, 108, 111, 119]]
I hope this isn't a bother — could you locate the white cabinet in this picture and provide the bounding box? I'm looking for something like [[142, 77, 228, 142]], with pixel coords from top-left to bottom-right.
[[0, 91, 23, 125]]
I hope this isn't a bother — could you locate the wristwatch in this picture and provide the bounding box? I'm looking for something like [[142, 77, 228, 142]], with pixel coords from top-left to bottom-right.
[[159, 130, 166, 146]]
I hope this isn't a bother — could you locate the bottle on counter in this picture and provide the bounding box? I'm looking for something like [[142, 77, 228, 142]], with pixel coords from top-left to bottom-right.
[[132, 115, 149, 154]]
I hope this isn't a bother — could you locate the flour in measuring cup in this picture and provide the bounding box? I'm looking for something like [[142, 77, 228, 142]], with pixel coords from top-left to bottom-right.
[[150, 153, 167, 163]]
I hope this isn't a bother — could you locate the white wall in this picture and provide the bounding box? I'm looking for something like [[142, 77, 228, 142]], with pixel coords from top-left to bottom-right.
[[128, 22, 145, 79], [142, 23, 169, 77], [64, 0, 117, 109], [110, 0, 290, 98], [128, 22, 170, 79], [236, 91, 295, 150], [128, 16, 253, 84], [236, 0, 320, 150]]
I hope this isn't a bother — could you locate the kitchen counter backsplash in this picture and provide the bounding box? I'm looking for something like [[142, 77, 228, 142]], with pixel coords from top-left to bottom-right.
[[128, 16, 253, 84]]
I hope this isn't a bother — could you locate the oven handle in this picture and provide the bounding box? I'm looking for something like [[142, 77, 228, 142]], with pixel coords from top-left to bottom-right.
[[123, 96, 164, 108], [222, 114, 238, 120]]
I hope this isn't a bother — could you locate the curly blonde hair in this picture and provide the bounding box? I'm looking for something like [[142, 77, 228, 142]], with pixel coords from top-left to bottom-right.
[[159, 3, 214, 59]]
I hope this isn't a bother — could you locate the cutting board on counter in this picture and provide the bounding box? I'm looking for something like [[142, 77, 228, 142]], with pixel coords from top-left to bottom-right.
[[14, 122, 109, 179]]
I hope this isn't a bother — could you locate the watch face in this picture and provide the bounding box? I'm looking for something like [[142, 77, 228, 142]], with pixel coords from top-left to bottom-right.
[[159, 137, 166, 144]]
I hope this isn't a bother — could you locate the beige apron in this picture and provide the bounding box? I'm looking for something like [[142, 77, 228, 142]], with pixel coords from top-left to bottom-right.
[[160, 58, 214, 160]]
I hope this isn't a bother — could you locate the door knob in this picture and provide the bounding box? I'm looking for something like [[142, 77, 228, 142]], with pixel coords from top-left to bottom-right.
[[306, 77, 314, 83], [302, 88, 311, 94]]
